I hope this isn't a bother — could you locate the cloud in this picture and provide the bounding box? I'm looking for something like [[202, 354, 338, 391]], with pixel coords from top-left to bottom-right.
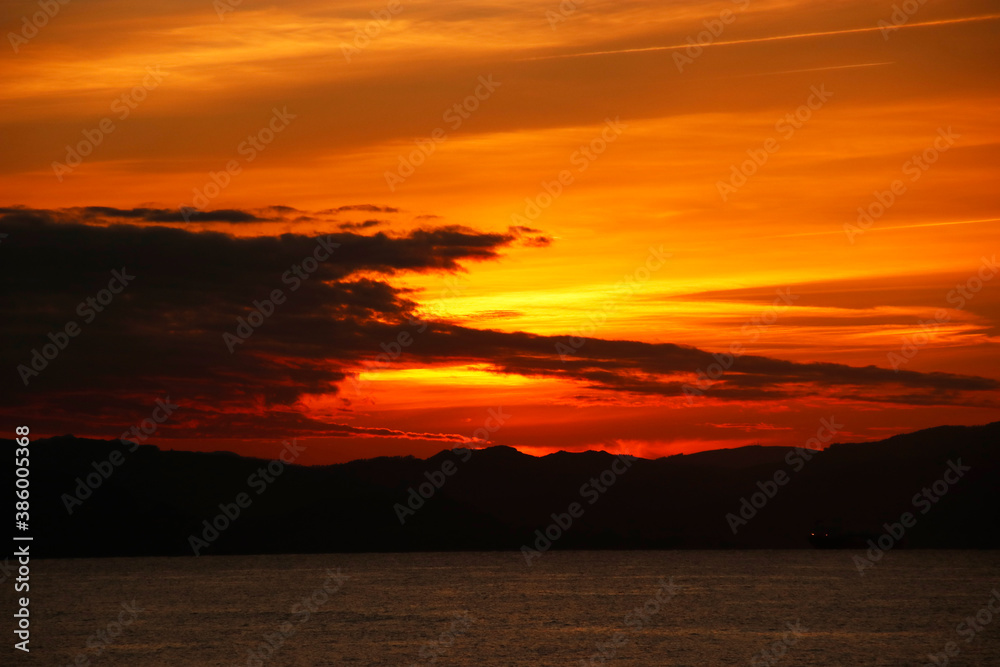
[[84, 207, 268, 223], [507, 225, 552, 247], [0, 205, 408, 228], [425, 327, 998, 400], [339, 219, 386, 230], [460, 310, 523, 322], [1, 206, 996, 444], [670, 273, 1000, 341], [0, 207, 522, 437], [321, 205, 399, 213], [0, 206, 271, 224]]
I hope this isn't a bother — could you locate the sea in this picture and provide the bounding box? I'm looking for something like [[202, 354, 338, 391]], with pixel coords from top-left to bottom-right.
[[27, 550, 1000, 666]]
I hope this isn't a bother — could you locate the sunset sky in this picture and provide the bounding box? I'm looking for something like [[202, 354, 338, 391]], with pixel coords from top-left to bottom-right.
[[2, 0, 998, 464]]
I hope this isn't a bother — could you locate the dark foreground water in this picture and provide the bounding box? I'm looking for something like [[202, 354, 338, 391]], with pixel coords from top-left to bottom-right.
[[25, 551, 1000, 666]]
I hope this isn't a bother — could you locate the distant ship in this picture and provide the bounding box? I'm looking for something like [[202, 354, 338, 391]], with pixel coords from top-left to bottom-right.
[[808, 531, 869, 549], [808, 520, 879, 549]]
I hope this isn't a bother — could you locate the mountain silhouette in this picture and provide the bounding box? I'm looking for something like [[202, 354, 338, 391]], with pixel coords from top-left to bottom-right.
[[7, 422, 999, 558]]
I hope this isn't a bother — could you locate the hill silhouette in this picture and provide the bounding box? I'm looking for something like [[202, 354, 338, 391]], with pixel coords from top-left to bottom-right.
[[7, 422, 999, 558]]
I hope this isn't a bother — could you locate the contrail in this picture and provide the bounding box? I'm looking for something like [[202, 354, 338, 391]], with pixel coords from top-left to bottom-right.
[[518, 13, 1000, 62], [728, 61, 895, 78], [774, 218, 1000, 239]]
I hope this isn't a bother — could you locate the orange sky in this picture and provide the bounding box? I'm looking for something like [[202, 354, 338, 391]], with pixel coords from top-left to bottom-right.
[[2, 0, 998, 463]]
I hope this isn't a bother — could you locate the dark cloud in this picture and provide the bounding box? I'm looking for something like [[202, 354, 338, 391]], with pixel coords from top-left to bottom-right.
[[508, 224, 552, 247], [320, 204, 399, 213], [461, 310, 523, 322], [0, 204, 401, 226], [411, 327, 998, 399], [80, 206, 268, 223], [665, 270, 1000, 348], [339, 219, 386, 230], [672, 272, 1000, 313], [0, 208, 520, 437], [1, 206, 996, 443]]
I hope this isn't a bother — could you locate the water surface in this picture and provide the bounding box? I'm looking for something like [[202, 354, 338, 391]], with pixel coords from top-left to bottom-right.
[[30, 550, 1000, 665]]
